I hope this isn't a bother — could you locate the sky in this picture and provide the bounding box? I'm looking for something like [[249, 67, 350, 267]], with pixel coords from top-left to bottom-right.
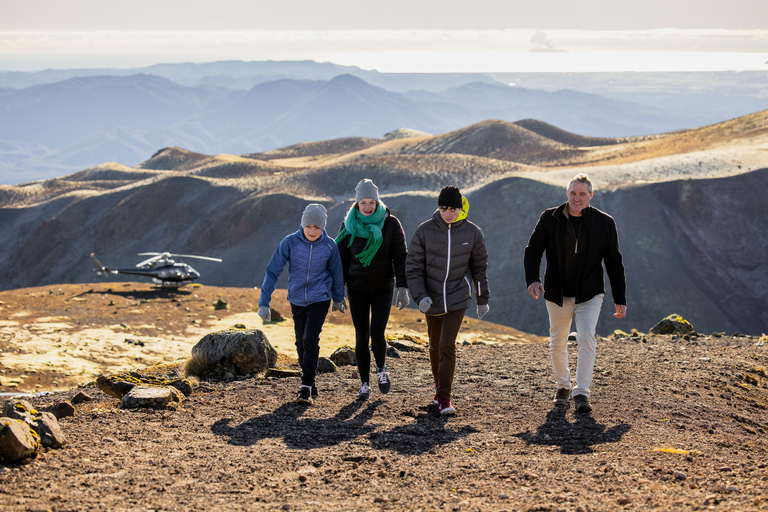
[[1, 0, 767, 72]]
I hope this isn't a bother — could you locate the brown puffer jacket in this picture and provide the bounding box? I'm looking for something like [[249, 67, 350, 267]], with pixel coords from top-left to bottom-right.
[[405, 198, 490, 315]]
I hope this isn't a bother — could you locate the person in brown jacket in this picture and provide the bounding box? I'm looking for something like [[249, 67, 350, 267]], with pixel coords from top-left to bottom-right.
[[405, 185, 490, 415]]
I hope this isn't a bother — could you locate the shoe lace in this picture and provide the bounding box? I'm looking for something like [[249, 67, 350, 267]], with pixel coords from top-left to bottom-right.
[[377, 369, 389, 384], [360, 383, 370, 394]]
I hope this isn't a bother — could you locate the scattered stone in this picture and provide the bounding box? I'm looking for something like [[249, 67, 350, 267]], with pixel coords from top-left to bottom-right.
[[0, 418, 40, 463], [124, 338, 145, 347], [39, 401, 75, 420], [329, 346, 356, 366], [617, 497, 632, 505], [498, 494, 509, 500], [316, 357, 337, 374], [36, 412, 67, 448], [212, 299, 228, 310], [186, 329, 277, 378], [726, 485, 738, 493], [119, 385, 184, 410], [386, 346, 401, 358], [649, 314, 697, 336], [265, 368, 302, 379], [387, 340, 427, 353], [674, 471, 687, 481], [373, 497, 388, 503], [70, 391, 94, 404], [96, 375, 136, 399], [232, 324, 247, 329]]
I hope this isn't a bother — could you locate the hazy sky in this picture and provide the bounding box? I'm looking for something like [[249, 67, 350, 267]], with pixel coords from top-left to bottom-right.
[[2, 0, 767, 72]]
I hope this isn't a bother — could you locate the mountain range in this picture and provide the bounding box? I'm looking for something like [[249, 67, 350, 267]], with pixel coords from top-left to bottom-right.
[[1, 110, 766, 336], [2, 61, 767, 184]]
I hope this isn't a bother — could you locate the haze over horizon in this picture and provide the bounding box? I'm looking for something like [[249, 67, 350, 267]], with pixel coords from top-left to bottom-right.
[[1, 0, 767, 73]]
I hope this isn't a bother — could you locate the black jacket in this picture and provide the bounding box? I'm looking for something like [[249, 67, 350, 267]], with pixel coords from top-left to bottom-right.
[[524, 203, 626, 307], [337, 211, 408, 292], [405, 206, 490, 315]]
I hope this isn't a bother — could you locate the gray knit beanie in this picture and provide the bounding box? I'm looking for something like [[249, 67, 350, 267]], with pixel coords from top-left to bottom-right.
[[355, 179, 379, 202], [300, 203, 327, 230]]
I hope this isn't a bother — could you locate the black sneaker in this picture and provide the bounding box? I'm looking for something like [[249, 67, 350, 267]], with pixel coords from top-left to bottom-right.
[[357, 382, 370, 401], [554, 388, 570, 408], [297, 386, 313, 405], [311, 384, 318, 398], [573, 394, 592, 413], [377, 366, 391, 394]]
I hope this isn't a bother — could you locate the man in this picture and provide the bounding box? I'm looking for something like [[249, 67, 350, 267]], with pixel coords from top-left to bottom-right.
[[524, 174, 626, 413]]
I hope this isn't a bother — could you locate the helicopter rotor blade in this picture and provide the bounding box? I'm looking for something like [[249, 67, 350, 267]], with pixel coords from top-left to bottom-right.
[[137, 252, 163, 256], [136, 255, 162, 267], [169, 254, 223, 262]]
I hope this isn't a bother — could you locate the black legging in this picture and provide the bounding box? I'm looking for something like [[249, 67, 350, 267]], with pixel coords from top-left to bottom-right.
[[347, 287, 393, 384]]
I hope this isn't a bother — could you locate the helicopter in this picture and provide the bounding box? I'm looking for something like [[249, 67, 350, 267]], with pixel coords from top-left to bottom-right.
[[90, 252, 222, 288]]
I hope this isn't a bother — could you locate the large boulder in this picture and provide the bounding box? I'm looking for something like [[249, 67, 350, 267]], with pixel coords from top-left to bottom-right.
[[0, 418, 40, 463], [119, 386, 184, 410], [649, 314, 697, 336], [186, 329, 277, 378], [316, 357, 337, 374], [96, 372, 193, 399]]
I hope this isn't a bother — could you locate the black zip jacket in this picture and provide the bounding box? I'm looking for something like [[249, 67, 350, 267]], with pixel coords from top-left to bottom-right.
[[524, 203, 626, 307], [337, 211, 408, 292]]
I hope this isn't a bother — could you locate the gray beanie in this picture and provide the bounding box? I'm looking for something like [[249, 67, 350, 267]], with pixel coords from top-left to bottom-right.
[[355, 179, 379, 202], [300, 203, 327, 230]]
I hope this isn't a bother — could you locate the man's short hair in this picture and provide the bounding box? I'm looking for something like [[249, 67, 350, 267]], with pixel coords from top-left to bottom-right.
[[568, 173, 593, 193]]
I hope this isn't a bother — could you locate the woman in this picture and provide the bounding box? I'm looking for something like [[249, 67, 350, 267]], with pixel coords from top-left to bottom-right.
[[336, 179, 409, 401], [405, 185, 490, 415]]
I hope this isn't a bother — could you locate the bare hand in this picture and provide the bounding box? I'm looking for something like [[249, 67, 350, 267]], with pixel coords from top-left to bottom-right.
[[614, 304, 627, 318], [527, 282, 544, 300]]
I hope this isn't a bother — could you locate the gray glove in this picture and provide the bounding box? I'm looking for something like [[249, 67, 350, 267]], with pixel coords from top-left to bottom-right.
[[395, 287, 410, 310], [258, 306, 271, 323], [332, 298, 347, 314], [477, 304, 489, 320], [418, 297, 433, 313]]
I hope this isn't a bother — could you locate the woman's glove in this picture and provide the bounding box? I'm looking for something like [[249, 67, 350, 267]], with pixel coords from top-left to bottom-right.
[[332, 299, 348, 313], [418, 297, 433, 313], [395, 287, 410, 310], [258, 306, 271, 322], [477, 304, 490, 320]]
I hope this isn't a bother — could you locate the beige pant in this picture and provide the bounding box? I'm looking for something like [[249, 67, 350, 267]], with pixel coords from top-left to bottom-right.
[[545, 294, 604, 398]]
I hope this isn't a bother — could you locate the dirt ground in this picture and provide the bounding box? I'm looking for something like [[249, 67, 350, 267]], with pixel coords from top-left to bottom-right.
[[2, 284, 768, 511]]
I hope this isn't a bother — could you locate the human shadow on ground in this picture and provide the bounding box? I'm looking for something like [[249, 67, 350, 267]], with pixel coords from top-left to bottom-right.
[[368, 406, 478, 455], [211, 399, 381, 450], [513, 407, 631, 455]]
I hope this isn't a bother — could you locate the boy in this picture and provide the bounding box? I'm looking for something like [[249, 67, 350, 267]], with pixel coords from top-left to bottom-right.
[[258, 203, 347, 405]]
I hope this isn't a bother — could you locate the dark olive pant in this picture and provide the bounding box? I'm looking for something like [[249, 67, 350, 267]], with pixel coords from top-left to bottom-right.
[[347, 287, 393, 385], [291, 300, 330, 387], [425, 308, 466, 400]]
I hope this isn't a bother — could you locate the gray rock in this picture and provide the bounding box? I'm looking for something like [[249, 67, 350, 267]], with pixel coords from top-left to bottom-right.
[[265, 368, 302, 378], [96, 375, 136, 399], [36, 411, 67, 448], [2, 399, 36, 424], [329, 346, 356, 366], [0, 418, 40, 462], [39, 401, 76, 420], [649, 314, 697, 336], [70, 391, 94, 404], [187, 329, 277, 377], [388, 340, 427, 353], [119, 386, 184, 410], [316, 357, 337, 374], [386, 346, 401, 358]]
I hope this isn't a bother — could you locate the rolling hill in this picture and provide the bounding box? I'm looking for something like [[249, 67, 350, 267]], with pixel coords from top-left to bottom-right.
[[1, 111, 767, 336]]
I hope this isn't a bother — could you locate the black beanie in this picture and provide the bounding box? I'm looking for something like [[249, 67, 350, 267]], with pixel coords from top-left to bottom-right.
[[438, 186, 462, 208]]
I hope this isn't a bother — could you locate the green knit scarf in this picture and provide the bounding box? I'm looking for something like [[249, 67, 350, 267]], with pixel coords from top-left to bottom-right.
[[335, 202, 387, 267]]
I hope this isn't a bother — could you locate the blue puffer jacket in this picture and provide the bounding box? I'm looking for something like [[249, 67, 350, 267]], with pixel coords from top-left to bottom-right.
[[259, 229, 345, 308]]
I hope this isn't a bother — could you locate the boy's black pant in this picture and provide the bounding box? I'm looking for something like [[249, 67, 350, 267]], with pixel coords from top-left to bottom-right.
[[291, 300, 330, 387], [347, 287, 393, 384]]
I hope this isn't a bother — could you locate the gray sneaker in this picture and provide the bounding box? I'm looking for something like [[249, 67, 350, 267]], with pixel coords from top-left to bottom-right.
[[573, 394, 593, 413], [377, 366, 391, 394], [553, 388, 570, 408], [357, 382, 371, 401]]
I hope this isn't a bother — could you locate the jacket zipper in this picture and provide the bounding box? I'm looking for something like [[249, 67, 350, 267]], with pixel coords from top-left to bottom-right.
[[443, 224, 451, 313], [305, 242, 314, 305]]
